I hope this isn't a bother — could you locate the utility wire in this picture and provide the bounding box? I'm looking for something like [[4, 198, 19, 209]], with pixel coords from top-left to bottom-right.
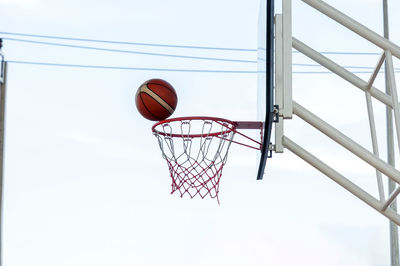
[[3, 38, 392, 70], [0, 31, 384, 56], [0, 31, 256, 52], [7, 60, 258, 73], [3, 37, 256, 64], [2, 34, 395, 71], [7, 60, 400, 74]]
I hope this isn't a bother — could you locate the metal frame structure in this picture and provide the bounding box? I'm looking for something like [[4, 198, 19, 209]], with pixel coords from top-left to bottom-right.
[[274, 0, 400, 226]]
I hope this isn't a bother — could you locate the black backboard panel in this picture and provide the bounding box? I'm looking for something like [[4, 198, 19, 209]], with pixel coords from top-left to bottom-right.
[[257, 0, 274, 180]]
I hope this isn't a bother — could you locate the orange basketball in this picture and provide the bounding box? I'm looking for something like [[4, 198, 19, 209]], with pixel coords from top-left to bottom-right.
[[135, 79, 178, 121]]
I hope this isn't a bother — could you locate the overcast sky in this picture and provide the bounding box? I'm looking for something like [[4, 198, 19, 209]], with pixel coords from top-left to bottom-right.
[[1, 0, 400, 265]]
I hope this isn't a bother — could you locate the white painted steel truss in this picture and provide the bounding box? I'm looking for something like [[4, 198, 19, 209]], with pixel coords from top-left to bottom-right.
[[274, 0, 400, 225]]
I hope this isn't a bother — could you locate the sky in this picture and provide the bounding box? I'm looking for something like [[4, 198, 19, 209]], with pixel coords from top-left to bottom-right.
[[1, 0, 400, 265]]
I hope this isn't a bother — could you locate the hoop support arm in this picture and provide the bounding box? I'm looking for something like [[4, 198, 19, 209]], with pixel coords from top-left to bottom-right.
[[230, 121, 264, 150], [235, 121, 264, 130]]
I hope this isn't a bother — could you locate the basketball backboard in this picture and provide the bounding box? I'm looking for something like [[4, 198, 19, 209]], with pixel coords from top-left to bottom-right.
[[257, 0, 274, 180]]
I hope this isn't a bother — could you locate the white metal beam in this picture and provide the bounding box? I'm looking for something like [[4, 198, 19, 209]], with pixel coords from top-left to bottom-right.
[[365, 53, 386, 202], [366, 53, 385, 91], [301, 0, 400, 59], [282, 0, 292, 118], [292, 38, 393, 108], [282, 136, 400, 226], [274, 14, 284, 153], [293, 101, 400, 185], [383, 187, 400, 211]]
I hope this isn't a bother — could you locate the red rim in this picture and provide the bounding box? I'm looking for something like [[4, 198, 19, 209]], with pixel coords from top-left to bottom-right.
[[152, 116, 237, 138]]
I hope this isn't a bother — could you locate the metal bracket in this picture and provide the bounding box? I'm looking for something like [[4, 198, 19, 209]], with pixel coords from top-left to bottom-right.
[[273, 105, 280, 123], [268, 143, 274, 158], [231, 121, 264, 150]]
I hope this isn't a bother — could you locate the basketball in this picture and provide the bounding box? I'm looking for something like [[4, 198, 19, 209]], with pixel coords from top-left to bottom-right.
[[135, 79, 178, 121]]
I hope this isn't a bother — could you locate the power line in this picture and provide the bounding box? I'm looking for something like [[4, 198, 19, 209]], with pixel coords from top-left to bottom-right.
[[7, 60, 258, 73], [3, 38, 393, 70], [0, 31, 256, 52], [0, 31, 384, 56], [3, 37, 256, 64], [7, 60, 400, 74]]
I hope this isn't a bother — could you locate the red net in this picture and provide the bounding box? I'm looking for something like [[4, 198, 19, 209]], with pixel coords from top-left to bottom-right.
[[152, 117, 237, 203]]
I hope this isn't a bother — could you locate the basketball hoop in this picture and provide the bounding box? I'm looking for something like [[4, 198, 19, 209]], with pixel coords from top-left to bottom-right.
[[152, 116, 262, 203]]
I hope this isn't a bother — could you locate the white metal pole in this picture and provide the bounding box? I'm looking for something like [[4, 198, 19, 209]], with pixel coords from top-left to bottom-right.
[[282, 0, 292, 118], [383, 1, 399, 263], [385, 52, 400, 157], [282, 136, 400, 226], [275, 14, 284, 152], [385, 54, 400, 264]]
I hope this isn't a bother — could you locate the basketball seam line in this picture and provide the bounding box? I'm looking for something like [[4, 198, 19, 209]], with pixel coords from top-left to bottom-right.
[[140, 86, 174, 114], [139, 93, 163, 120], [148, 82, 177, 97]]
